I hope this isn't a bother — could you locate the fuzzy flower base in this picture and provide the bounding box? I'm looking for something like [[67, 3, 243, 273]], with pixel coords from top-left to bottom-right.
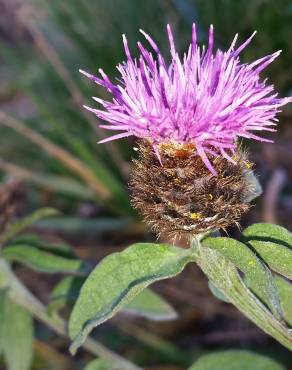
[[130, 141, 253, 238]]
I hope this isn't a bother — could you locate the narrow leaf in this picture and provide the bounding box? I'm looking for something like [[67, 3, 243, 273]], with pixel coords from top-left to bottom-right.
[[2, 244, 87, 274], [69, 243, 195, 353], [3, 301, 34, 370], [12, 234, 76, 258], [189, 350, 285, 370], [243, 223, 292, 247], [243, 224, 292, 279], [1, 208, 59, 244], [202, 237, 282, 319], [242, 274, 292, 328], [246, 240, 292, 280], [123, 288, 177, 321], [275, 276, 292, 327]]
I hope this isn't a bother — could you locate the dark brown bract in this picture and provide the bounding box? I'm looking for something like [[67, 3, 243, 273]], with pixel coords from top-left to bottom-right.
[[130, 140, 254, 238]]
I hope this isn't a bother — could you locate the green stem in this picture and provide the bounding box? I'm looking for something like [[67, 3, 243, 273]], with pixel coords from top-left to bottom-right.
[[0, 259, 143, 370], [194, 241, 292, 351]]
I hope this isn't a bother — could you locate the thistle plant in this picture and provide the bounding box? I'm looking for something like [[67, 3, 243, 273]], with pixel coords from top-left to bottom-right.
[[1, 23, 292, 370], [68, 24, 292, 362]]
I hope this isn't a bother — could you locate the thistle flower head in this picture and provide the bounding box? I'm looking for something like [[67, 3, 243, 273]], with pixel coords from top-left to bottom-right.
[[81, 24, 291, 175]]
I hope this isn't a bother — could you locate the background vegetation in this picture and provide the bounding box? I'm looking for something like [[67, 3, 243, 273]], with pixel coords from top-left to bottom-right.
[[0, 0, 291, 369]]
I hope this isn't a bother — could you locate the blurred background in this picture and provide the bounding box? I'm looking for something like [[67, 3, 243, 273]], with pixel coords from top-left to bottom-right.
[[0, 0, 292, 369]]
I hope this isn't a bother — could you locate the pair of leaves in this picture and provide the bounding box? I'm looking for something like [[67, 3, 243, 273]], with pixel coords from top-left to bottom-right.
[[242, 223, 292, 326], [197, 242, 292, 351], [69, 242, 195, 354], [201, 223, 292, 350], [189, 350, 285, 370], [205, 223, 292, 316], [0, 291, 34, 370], [202, 236, 283, 320]]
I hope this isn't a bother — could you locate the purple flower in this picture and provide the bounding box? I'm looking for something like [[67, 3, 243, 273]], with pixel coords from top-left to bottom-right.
[[80, 24, 292, 175]]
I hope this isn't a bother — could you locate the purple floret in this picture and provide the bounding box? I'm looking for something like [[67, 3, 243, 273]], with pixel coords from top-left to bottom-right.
[[80, 24, 292, 174]]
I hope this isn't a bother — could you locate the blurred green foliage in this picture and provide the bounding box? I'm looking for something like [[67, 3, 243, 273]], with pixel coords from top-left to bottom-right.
[[0, 2, 292, 369], [0, 0, 291, 220]]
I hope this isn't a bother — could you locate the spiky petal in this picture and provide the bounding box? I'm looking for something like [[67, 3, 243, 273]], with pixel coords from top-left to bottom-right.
[[81, 24, 292, 174]]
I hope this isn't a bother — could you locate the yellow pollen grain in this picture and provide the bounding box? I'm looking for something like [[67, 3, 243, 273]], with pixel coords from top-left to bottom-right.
[[248, 260, 256, 266], [190, 212, 202, 220], [245, 161, 252, 169]]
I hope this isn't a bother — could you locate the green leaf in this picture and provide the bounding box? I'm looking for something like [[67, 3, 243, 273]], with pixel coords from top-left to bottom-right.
[[49, 275, 177, 321], [241, 275, 292, 328], [1, 244, 87, 274], [123, 288, 177, 321], [188, 350, 285, 370], [202, 237, 282, 320], [275, 276, 292, 327], [196, 243, 292, 351], [243, 223, 292, 246], [247, 241, 292, 280], [84, 359, 111, 370], [3, 301, 34, 370], [1, 208, 60, 244], [243, 223, 292, 279], [10, 233, 45, 246], [12, 234, 76, 258], [69, 243, 195, 354]]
